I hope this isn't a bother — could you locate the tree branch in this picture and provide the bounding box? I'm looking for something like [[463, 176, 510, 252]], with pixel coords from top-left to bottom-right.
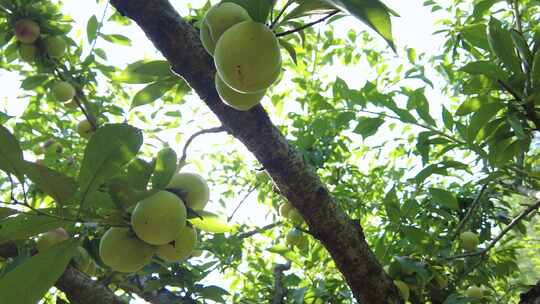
[[275, 10, 340, 37], [272, 261, 292, 304], [446, 200, 540, 260], [237, 222, 282, 239], [452, 184, 488, 241], [180, 126, 226, 162], [520, 279, 540, 304], [108, 1, 401, 302]]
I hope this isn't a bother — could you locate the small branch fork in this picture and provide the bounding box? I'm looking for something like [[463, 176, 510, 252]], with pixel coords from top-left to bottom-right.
[[445, 199, 540, 260], [180, 126, 226, 162], [452, 184, 489, 241], [227, 184, 257, 222]]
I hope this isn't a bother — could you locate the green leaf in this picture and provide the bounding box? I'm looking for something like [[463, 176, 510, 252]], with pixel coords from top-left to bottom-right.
[[442, 106, 454, 130], [0, 125, 24, 180], [383, 187, 400, 222], [199, 285, 230, 302], [460, 61, 505, 80], [86, 15, 98, 44], [455, 98, 482, 116], [353, 117, 384, 139], [284, 0, 336, 21], [125, 158, 155, 190], [78, 124, 143, 204], [279, 38, 298, 65], [532, 49, 540, 89], [0, 207, 19, 220], [325, 0, 395, 50], [0, 239, 79, 304], [190, 211, 235, 233], [467, 101, 504, 142], [117, 60, 172, 84], [414, 164, 448, 184], [20, 161, 77, 205], [507, 113, 526, 139], [151, 148, 177, 190], [410, 89, 436, 126], [131, 80, 176, 109], [510, 29, 532, 65], [100, 33, 132, 46], [461, 24, 490, 51], [0, 212, 67, 244], [487, 18, 522, 75], [224, 0, 276, 23], [20, 75, 49, 90], [429, 188, 458, 210]]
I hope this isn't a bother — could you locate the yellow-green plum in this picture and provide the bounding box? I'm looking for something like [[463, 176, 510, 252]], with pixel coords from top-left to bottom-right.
[[286, 229, 308, 250], [18, 44, 37, 63], [287, 208, 304, 226], [204, 2, 251, 46], [166, 172, 210, 211], [200, 22, 215, 55], [214, 21, 281, 93], [131, 190, 187, 245], [190, 249, 203, 257], [99, 227, 155, 273], [14, 19, 40, 44], [394, 280, 410, 301], [52, 81, 76, 102], [215, 73, 265, 111], [279, 201, 293, 218], [156, 225, 197, 262], [44, 36, 67, 58], [36, 228, 69, 251], [460, 231, 479, 252], [77, 120, 93, 139], [465, 286, 484, 299]]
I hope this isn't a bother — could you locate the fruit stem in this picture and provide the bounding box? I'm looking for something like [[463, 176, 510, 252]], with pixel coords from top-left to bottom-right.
[[275, 10, 340, 37]]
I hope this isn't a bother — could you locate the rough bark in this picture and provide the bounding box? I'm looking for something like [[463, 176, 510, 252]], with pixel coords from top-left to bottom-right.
[[108, 0, 401, 302], [521, 280, 540, 304], [56, 266, 125, 304]]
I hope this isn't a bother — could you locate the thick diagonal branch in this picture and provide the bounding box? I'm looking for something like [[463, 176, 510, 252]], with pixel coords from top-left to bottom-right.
[[108, 0, 401, 302]]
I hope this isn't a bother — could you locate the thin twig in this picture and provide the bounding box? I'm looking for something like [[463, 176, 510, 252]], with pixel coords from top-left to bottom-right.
[[89, 1, 110, 56], [276, 10, 340, 37], [180, 126, 226, 162], [452, 184, 488, 241], [445, 200, 540, 260], [512, 0, 523, 33], [270, 0, 295, 29], [237, 222, 282, 239], [227, 185, 257, 222]]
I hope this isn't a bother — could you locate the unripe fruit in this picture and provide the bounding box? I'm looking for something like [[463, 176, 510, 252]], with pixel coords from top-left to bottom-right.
[[18, 44, 37, 63], [204, 2, 251, 46], [279, 201, 293, 218], [200, 22, 215, 55], [191, 249, 203, 257], [14, 19, 40, 44], [99, 227, 155, 273], [215, 73, 265, 110], [460, 231, 479, 252], [288, 208, 304, 226], [33, 145, 44, 155], [36, 228, 69, 251], [214, 21, 281, 93], [166, 172, 210, 211], [286, 229, 308, 250], [73, 247, 96, 275], [52, 81, 76, 102], [77, 120, 93, 139], [156, 225, 197, 262], [131, 190, 187, 245], [394, 280, 410, 301], [44, 36, 67, 58], [465, 286, 484, 299]]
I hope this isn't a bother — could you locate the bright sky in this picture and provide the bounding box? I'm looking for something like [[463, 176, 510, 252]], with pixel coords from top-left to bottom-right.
[[2, 0, 447, 302]]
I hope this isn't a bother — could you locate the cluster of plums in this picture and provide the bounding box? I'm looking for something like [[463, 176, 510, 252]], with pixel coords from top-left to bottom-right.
[[13, 19, 92, 139], [200, 3, 282, 111], [278, 201, 310, 250], [99, 172, 209, 273]]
